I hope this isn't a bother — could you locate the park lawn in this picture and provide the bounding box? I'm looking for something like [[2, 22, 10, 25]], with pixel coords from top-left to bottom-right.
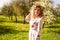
[[0, 15, 60, 40]]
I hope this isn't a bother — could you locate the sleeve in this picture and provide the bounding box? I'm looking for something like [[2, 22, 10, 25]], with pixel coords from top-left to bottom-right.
[[38, 19, 43, 32]]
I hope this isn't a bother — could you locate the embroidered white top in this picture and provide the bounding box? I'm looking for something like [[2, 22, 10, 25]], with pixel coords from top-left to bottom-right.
[[29, 17, 43, 32]]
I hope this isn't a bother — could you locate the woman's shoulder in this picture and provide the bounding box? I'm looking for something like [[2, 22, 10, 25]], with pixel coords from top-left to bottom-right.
[[38, 17, 42, 20], [37, 17, 44, 22]]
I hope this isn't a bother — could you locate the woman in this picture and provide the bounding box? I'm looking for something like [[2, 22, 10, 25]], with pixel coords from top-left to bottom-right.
[[25, 3, 44, 40]]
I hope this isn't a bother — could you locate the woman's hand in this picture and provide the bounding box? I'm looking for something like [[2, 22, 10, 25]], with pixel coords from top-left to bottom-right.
[[25, 14, 30, 22], [25, 16, 30, 22]]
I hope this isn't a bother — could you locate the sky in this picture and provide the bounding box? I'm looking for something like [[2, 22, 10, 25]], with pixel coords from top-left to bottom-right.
[[0, 0, 60, 8], [52, 0, 60, 5], [0, 0, 13, 8], [51, 0, 60, 8]]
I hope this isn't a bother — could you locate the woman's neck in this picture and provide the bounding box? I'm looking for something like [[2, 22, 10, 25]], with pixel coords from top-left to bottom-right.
[[32, 16, 39, 19]]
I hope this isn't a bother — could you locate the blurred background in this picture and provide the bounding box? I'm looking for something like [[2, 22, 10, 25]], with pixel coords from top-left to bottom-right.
[[0, 0, 60, 40]]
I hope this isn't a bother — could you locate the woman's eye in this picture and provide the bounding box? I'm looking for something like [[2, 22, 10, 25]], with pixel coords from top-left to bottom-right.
[[34, 9, 38, 10], [34, 9, 36, 10]]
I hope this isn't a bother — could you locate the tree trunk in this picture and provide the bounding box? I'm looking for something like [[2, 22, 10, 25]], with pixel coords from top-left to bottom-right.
[[23, 14, 25, 24], [11, 16, 13, 21], [15, 16, 17, 22]]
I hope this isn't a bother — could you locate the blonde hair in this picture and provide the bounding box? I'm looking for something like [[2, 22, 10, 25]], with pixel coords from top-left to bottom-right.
[[25, 2, 45, 22]]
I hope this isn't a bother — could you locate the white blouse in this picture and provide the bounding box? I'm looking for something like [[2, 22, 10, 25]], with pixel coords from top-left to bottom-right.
[[29, 17, 43, 32]]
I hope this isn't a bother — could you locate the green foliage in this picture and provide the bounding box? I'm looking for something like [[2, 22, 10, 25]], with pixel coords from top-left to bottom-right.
[[56, 5, 60, 17], [0, 15, 60, 40], [0, 0, 57, 25], [37, 0, 56, 26], [1, 5, 8, 15]]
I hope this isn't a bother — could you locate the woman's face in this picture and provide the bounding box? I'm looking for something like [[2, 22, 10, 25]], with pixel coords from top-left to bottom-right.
[[34, 7, 40, 16]]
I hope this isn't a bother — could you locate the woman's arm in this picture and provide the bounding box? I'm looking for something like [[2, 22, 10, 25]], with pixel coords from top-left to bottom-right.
[[40, 19, 43, 31], [38, 18, 43, 32], [25, 13, 31, 22]]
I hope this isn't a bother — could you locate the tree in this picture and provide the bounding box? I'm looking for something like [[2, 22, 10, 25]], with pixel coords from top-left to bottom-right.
[[1, 5, 14, 21], [1, 5, 8, 16], [56, 5, 60, 17], [37, 0, 56, 27], [11, 2, 20, 22], [7, 5, 14, 20]]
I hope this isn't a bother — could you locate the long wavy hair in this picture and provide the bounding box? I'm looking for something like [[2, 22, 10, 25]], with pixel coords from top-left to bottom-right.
[[25, 3, 45, 22]]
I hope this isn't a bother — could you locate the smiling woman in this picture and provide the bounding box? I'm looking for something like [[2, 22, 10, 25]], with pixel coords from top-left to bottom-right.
[[25, 2, 44, 40]]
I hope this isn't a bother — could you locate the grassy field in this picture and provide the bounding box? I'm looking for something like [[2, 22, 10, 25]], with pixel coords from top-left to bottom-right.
[[0, 15, 60, 40]]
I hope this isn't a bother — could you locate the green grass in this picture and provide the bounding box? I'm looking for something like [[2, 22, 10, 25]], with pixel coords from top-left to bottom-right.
[[0, 15, 60, 40]]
